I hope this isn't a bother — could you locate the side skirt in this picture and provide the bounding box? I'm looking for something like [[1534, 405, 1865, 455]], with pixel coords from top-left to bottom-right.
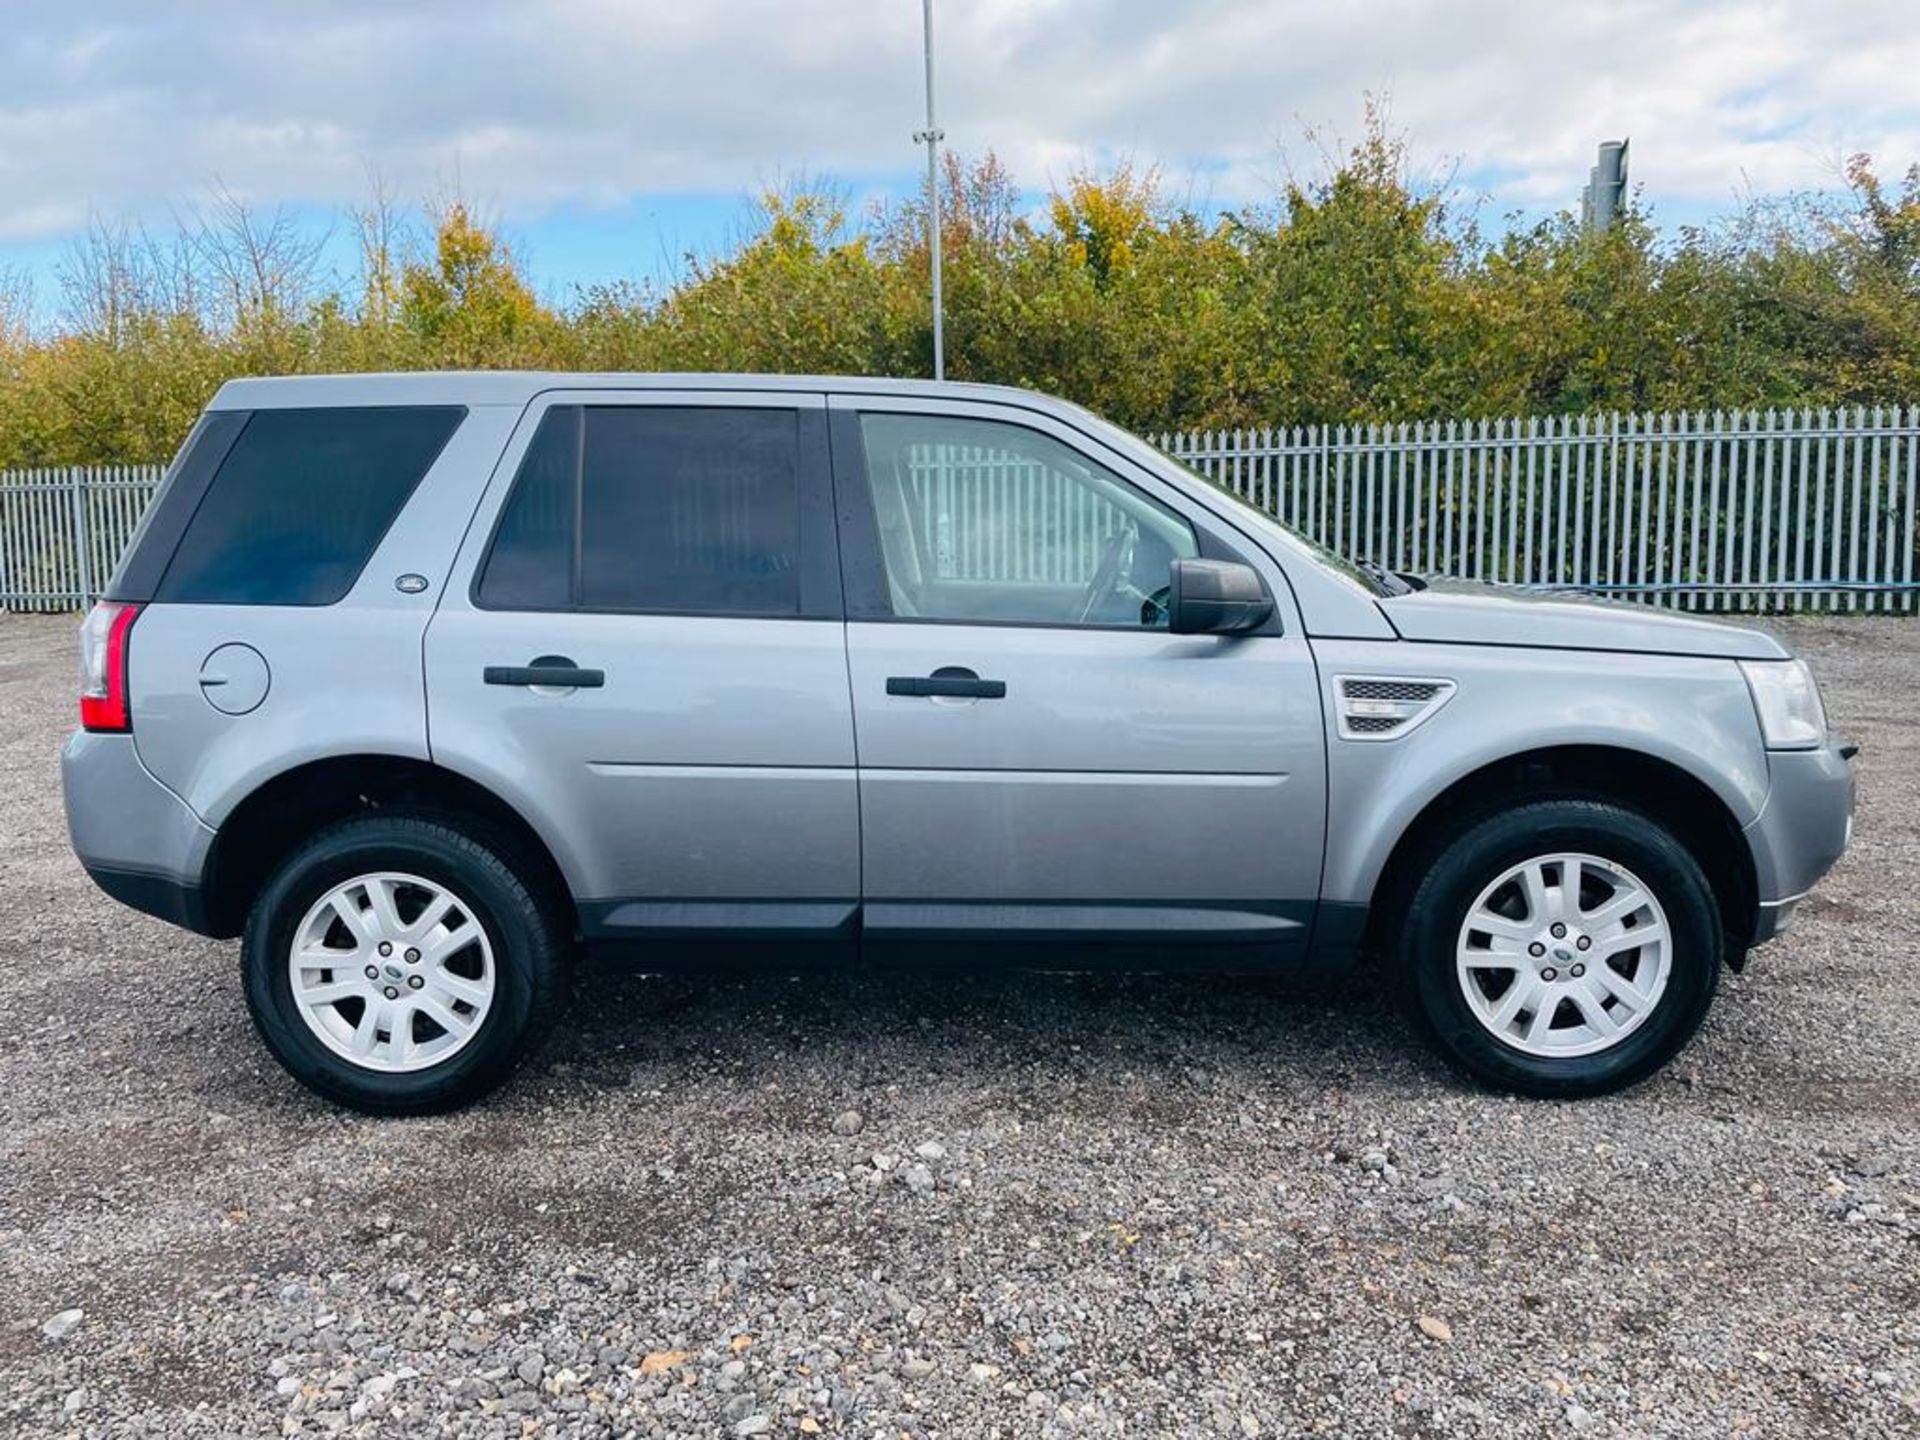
[[580, 898, 1321, 974]]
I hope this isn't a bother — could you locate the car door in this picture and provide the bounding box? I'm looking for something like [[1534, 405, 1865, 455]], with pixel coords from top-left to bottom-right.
[[425, 389, 859, 958], [828, 394, 1327, 965]]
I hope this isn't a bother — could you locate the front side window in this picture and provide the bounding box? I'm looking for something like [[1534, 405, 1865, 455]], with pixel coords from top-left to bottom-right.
[[857, 412, 1198, 627], [478, 405, 804, 615]]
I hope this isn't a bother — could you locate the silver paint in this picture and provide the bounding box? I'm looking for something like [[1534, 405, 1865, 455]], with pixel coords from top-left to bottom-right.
[[65, 371, 1857, 968]]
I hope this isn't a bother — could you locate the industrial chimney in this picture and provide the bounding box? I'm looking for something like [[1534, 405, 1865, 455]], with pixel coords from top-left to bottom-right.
[[1581, 139, 1630, 231]]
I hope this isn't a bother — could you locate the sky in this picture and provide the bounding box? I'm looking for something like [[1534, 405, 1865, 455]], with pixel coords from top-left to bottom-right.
[[2, 0, 1917, 317]]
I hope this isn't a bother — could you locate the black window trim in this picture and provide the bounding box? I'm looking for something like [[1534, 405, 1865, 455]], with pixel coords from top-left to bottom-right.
[[469, 396, 843, 622], [825, 404, 1282, 637], [103, 408, 250, 603]]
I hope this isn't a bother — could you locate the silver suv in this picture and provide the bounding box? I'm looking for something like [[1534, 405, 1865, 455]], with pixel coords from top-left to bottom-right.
[[62, 374, 1856, 1113]]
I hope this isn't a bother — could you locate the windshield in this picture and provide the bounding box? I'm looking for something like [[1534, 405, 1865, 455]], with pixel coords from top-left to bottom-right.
[[1155, 447, 1409, 595], [1056, 400, 1400, 598]]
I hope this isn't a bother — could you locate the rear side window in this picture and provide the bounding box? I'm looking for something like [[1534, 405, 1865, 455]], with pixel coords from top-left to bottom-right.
[[478, 405, 804, 616], [476, 408, 576, 610], [156, 406, 463, 606]]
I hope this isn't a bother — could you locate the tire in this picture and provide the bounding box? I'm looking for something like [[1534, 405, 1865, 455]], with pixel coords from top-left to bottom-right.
[[242, 812, 570, 1115], [1392, 798, 1720, 1098]]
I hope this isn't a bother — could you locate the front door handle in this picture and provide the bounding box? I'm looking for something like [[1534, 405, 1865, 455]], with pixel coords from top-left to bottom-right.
[[886, 666, 1006, 699], [484, 655, 605, 688]]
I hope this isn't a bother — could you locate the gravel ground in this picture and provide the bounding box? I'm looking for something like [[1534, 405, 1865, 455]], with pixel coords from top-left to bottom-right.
[[1, 611, 1915, 1439]]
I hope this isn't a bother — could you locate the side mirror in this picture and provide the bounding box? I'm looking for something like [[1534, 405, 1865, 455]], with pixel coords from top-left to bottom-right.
[[1167, 558, 1274, 635]]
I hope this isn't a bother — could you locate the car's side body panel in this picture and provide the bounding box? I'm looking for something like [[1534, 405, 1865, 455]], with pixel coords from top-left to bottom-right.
[[1310, 637, 1773, 907], [425, 608, 861, 909], [844, 621, 1322, 926]]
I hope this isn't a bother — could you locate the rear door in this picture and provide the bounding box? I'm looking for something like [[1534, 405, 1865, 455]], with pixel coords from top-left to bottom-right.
[[829, 394, 1326, 964], [425, 390, 859, 955]]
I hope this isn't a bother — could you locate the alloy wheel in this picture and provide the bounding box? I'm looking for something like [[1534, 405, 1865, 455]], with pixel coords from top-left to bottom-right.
[[1454, 852, 1672, 1059], [287, 871, 496, 1073]]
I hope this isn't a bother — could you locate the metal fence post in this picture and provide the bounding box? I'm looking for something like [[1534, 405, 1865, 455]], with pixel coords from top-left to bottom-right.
[[69, 465, 94, 610]]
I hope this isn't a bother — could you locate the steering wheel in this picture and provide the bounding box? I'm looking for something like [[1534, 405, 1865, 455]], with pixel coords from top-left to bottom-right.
[[1076, 530, 1132, 623]]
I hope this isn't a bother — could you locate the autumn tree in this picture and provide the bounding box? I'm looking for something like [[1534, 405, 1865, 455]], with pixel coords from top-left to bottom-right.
[[398, 203, 552, 367]]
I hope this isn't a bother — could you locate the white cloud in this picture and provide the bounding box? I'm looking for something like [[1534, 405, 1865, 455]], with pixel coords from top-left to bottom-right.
[[0, 0, 1915, 243]]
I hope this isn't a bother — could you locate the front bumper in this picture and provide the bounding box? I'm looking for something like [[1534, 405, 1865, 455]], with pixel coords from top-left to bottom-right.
[[1743, 735, 1857, 944], [63, 731, 220, 935]]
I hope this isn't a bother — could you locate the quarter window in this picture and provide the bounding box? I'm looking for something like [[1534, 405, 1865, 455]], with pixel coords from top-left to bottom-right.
[[156, 406, 463, 606], [477, 405, 805, 615], [857, 412, 1198, 627]]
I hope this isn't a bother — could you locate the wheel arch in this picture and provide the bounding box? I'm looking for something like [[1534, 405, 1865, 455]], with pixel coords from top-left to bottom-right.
[[1360, 744, 1759, 965], [200, 753, 577, 940]]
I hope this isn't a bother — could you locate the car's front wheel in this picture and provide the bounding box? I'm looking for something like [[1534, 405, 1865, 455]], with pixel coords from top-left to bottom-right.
[[1394, 799, 1721, 1098], [242, 813, 570, 1114]]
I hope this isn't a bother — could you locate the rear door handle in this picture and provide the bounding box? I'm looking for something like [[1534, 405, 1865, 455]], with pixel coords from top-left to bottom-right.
[[484, 656, 604, 689], [886, 667, 1006, 699]]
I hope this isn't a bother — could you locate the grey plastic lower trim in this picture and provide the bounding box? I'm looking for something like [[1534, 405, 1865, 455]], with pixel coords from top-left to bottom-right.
[[861, 900, 1308, 941], [582, 899, 858, 940]]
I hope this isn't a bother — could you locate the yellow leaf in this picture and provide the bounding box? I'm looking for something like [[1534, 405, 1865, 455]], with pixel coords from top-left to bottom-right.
[[800, 1420, 822, 1435], [730, 1333, 755, 1353], [638, 1349, 690, 1374]]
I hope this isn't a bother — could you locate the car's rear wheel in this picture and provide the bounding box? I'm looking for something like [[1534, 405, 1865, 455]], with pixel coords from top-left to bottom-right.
[[243, 813, 569, 1114], [1394, 799, 1720, 1097]]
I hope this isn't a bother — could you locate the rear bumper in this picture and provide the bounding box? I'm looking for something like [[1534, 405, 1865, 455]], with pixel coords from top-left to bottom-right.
[[63, 731, 221, 936], [1743, 736, 1857, 943], [82, 863, 216, 934]]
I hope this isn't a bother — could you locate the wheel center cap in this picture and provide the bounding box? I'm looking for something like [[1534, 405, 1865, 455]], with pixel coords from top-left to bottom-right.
[[1552, 947, 1574, 962], [383, 963, 405, 982]]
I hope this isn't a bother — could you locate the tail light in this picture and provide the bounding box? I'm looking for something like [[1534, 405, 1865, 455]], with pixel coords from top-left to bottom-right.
[[79, 601, 141, 732]]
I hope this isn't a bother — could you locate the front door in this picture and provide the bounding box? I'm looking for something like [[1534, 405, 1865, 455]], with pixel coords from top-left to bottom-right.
[[426, 390, 859, 957], [829, 395, 1326, 965]]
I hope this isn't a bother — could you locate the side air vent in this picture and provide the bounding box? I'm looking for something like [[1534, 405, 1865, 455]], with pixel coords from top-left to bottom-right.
[[1334, 675, 1456, 741]]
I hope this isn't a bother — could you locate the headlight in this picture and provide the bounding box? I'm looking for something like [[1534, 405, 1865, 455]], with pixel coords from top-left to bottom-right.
[[1740, 659, 1827, 750]]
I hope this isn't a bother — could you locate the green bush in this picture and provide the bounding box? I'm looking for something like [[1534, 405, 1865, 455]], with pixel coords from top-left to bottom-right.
[[1, 124, 1915, 466]]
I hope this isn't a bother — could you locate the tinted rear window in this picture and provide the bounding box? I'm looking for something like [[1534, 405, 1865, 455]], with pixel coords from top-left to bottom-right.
[[156, 406, 463, 605], [477, 404, 803, 615], [475, 408, 576, 610]]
